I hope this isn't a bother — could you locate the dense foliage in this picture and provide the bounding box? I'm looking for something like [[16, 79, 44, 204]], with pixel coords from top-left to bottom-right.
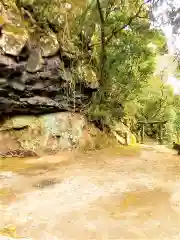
[[75, 0, 180, 142]]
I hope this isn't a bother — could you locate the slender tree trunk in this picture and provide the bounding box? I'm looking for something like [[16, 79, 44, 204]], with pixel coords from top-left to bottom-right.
[[96, 0, 107, 100]]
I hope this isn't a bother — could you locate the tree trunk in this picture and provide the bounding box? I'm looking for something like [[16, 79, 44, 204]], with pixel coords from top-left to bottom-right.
[[96, 0, 107, 100]]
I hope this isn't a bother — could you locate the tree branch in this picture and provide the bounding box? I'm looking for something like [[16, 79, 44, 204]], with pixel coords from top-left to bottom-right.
[[105, 0, 116, 20], [105, 0, 152, 45]]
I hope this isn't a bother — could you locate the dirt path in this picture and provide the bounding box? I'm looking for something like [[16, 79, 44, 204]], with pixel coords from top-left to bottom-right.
[[1, 145, 180, 239]]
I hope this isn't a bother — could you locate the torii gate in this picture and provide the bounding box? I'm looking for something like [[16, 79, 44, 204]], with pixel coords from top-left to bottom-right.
[[138, 120, 167, 144]]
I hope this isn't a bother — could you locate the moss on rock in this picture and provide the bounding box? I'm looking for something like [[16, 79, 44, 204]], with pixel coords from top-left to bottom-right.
[[0, 113, 87, 153], [39, 30, 59, 57]]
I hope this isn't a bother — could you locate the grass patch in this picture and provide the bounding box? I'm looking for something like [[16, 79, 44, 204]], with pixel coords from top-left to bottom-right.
[[0, 225, 17, 238], [4, 24, 26, 36], [0, 156, 62, 175], [104, 145, 141, 157], [91, 144, 141, 159], [0, 187, 17, 204], [0, 157, 36, 172]]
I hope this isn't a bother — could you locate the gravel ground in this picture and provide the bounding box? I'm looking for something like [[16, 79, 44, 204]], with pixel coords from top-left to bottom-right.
[[0, 145, 180, 239]]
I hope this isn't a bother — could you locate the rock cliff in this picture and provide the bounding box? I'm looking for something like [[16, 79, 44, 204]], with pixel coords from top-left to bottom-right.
[[0, 0, 98, 115]]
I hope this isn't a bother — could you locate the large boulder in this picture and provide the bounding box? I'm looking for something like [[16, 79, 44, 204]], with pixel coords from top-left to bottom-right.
[[0, 25, 28, 56], [39, 30, 60, 57], [0, 113, 87, 155], [0, 2, 28, 56], [111, 121, 137, 145], [26, 48, 44, 73]]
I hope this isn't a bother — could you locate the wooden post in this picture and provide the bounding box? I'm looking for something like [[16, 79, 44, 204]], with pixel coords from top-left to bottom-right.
[[124, 132, 128, 145], [140, 123, 144, 144], [158, 123, 163, 145]]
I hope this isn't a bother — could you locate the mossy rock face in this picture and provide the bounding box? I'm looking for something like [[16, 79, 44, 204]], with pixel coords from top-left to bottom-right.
[[111, 121, 137, 146], [29, 28, 60, 57], [76, 63, 98, 88], [0, 1, 98, 115], [0, 28, 27, 56], [0, 115, 36, 131], [40, 113, 86, 150], [0, 2, 28, 56], [39, 30, 59, 57], [0, 113, 86, 153]]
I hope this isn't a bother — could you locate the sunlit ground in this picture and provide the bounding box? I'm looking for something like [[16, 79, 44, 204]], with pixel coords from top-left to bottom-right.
[[1, 145, 180, 239]]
